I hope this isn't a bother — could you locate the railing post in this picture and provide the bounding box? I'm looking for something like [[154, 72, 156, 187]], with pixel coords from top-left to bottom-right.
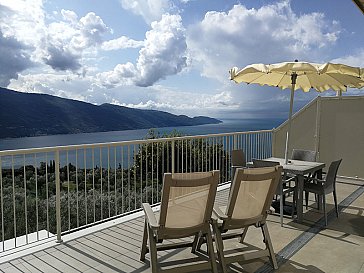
[[55, 150, 63, 243], [233, 134, 238, 150], [172, 140, 175, 173], [271, 128, 276, 157]]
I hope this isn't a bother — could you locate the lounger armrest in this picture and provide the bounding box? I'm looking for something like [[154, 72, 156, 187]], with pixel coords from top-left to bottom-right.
[[213, 205, 228, 220], [232, 165, 245, 168], [142, 203, 159, 229]]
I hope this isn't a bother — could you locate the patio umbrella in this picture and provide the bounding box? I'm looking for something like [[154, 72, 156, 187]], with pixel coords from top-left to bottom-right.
[[230, 60, 364, 163]]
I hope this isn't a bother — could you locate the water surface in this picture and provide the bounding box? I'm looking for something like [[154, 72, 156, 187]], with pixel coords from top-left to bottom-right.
[[0, 118, 283, 151]]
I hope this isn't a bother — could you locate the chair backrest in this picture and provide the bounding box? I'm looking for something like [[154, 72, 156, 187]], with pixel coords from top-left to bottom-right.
[[231, 149, 246, 167], [158, 171, 219, 237], [324, 159, 342, 191], [291, 149, 317, 162], [223, 166, 282, 228], [252, 159, 279, 168], [231, 150, 246, 181]]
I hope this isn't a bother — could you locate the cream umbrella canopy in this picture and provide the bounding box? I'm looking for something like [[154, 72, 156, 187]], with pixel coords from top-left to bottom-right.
[[230, 60, 364, 163]]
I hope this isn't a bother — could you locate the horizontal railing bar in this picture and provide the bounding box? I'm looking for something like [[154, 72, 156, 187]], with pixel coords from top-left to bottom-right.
[[0, 129, 274, 156]]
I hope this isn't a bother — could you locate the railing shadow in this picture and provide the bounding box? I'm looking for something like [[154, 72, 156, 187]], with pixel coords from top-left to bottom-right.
[[284, 204, 364, 248]]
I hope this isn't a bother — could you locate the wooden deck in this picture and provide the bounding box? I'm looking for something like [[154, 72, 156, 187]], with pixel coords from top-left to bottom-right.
[[1, 178, 364, 273]]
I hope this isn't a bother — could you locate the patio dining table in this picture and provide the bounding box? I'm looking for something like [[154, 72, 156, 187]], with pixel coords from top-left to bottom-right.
[[263, 157, 325, 223]]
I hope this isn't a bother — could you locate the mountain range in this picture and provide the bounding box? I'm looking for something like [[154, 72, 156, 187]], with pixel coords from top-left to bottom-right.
[[0, 88, 221, 138]]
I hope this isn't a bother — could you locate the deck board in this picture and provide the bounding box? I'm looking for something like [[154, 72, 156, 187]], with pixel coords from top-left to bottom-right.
[[1, 179, 363, 273]]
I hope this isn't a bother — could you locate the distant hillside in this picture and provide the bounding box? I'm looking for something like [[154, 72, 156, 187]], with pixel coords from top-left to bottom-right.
[[0, 88, 221, 138]]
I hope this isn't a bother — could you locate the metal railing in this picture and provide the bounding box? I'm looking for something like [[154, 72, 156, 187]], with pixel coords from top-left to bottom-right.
[[0, 129, 273, 252]]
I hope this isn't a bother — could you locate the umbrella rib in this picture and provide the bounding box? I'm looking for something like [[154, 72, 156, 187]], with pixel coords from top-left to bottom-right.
[[246, 73, 269, 84], [275, 72, 287, 87]]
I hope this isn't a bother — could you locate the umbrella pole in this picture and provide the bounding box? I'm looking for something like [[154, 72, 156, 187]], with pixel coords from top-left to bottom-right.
[[285, 73, 297, 164]]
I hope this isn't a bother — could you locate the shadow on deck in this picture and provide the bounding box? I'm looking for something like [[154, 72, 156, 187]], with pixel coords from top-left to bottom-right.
[[1, 177, 363, 273]]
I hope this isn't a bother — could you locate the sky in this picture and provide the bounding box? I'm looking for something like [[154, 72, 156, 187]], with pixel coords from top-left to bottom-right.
[[0, 0, 363, 120]]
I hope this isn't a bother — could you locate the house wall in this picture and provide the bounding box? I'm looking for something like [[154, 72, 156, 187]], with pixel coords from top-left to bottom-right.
[[272, 96, 364, 179]]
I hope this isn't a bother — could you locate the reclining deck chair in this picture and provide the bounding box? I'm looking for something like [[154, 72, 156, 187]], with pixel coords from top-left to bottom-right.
[[211, 166, 282, 272], [140, 171, 219, 273]]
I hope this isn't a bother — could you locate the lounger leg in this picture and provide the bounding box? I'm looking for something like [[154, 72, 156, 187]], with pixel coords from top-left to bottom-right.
[[280, 183, 284, 226], [239, 227, 248, 244], [191, 232, 200, 253], [205, 228, 218, 273], [196, 235, 205, 251], [262, 224, 278, 270], [333, 190, 339, 218], [140, 219, 149, 261], [212, 220, 228, 273], [148, 225, 158, 273]]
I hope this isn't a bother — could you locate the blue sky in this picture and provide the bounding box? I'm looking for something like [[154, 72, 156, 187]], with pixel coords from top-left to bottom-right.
[[0, 0, 363, 120]]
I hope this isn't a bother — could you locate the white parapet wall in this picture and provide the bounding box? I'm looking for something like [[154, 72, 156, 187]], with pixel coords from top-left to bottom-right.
[[273, 95, 364, 179]]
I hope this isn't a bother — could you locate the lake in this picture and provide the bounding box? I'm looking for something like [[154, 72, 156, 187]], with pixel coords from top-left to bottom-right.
[[0, 118, 283, 151]]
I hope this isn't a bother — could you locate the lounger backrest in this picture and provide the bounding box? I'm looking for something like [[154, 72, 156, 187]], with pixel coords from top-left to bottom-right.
[[224, 166, 282, 227], [159, 171, 219, 231]]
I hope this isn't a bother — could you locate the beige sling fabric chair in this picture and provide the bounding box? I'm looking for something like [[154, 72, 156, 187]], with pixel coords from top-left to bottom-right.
[[211, 166, 282, 272], [140, 171, 219, 273]]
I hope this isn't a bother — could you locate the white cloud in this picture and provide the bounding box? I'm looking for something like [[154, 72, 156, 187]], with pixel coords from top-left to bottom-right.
[[7, 72, 91, 101], [135, 14, 188, 86], [0, 30, 33, 86], [111, 87, 238, 116], [330, 49, 364, 67], [97, 14, 188, 88], [96, 63, 137, 87], [120, 0, 172, 24], [7, 71, 123, 106], [0, 0, 43, 85], [0, 0, 45, 46], [187, 1, 341, 83], [0, 1, 111, 80], [42, 11, 110, 72], [77, 12, 109, 48], [102, 36, 144, 50], [61, 9, 78, 24]]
